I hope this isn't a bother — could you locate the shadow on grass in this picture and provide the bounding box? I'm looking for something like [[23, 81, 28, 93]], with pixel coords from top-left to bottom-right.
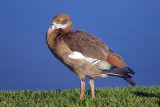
[[134, 91, 160, 106]]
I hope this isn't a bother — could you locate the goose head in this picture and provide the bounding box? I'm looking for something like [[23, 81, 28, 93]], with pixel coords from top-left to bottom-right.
[[48, 14, 73, 35]]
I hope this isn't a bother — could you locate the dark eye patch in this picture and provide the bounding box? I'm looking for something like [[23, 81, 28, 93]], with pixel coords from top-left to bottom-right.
[[57, 19, 60, 22]]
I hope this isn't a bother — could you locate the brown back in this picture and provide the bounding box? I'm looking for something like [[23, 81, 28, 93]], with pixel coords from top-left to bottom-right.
[[60, 30, 110, 61]]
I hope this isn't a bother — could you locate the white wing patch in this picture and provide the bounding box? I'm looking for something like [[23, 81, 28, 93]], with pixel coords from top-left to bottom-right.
[[68, 51, 100, 64], [53, 21, 71, 29]]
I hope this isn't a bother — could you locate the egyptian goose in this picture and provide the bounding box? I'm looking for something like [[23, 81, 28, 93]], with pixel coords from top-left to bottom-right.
[[46, 14, 136, 100]]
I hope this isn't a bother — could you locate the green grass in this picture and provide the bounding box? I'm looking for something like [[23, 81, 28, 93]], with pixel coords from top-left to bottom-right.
[[0, 86, 160, 107]]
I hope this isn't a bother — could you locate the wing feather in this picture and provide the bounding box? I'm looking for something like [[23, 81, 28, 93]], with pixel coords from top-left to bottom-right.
[[63, 30, 109, 60], [106, 51, 127, 68], [62, 30, 127, 68]]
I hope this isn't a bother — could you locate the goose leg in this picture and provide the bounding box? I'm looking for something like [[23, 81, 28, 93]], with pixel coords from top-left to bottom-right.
[[89, 78, 95, 98], [80, 79, 85, 100]]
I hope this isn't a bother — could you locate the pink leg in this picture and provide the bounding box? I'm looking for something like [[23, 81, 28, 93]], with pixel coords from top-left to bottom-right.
[[89, 78, 95, 98], [80, 80, 85, 100]]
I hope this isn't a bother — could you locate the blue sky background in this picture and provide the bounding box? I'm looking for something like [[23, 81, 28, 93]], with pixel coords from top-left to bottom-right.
[[0, 0, 160, 90]]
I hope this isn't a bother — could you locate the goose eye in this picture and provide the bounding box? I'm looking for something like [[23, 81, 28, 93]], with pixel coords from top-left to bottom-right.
[[57, 19, 60, 22]]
